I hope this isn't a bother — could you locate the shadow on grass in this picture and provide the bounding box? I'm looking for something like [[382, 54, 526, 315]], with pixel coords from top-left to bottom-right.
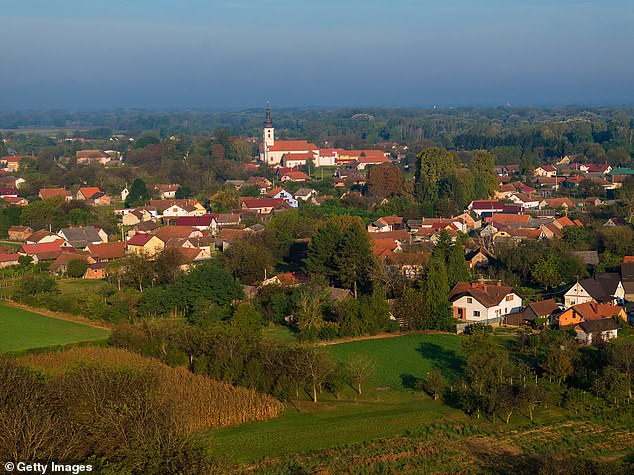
[[400, 373, 420, 390], [416, 342, 466, 381]]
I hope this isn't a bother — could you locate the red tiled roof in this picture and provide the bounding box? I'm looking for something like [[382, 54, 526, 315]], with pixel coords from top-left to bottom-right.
[[79, 187, 102, 199], [0, 252, 20, 263], [20, 241, 66, 254], [39, 188, 70, 199], [281, 171, 310, 181], [126, 233, 154, 246], [241, 197, 286, 209], [175, 214, 213, 227], [268, 140, 318, 152]]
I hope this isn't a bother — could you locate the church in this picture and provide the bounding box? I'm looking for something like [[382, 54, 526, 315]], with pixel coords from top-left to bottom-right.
[[259, 104, 390, 169]]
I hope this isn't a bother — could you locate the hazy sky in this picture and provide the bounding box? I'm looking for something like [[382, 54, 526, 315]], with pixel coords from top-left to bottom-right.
[[1, 0, 632, 109]]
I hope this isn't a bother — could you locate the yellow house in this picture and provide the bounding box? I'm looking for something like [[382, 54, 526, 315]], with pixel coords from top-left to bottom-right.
[[125, 233, 164, 256]]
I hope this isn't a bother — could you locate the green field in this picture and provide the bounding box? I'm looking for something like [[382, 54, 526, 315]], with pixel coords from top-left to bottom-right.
[[328, 334, 464, 390], [0, 303, 110, 352], [210, 334, 469, 462]]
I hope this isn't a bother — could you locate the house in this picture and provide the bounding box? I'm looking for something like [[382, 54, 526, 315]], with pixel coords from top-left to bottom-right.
[[267, 188, 298, 208], [604, 217, 629, 227], [508, 193, 540, 210], [620, 262, 634, 302], [564, 273, 624, 308], [149, 199, 206, 217], [496, 183, 516, 199], [76, 150, 111, 165], [211, 214, 241, 233], [539, 198, 574, 210], [122, 210, 145, 226], [77, 187, 102, 200], [48, 251, 96, 276], [505, 299, 559, 326], [127, 220, 161, 237], [241, 197, 289, 215], [533, 165, 558, 177], [261, 271, 309, 287], [26, 230, 63, 245], [557, 301, 626, 328], [175, 214, 213, 231], [450, 281, 523, 323], [85, 241, 126, 263], [19, 241, 71, 263], [155, 225, 204, 244], [126, 233, 164, 256], [0, 252, 20, 268], [280, 170, 310, 183], [0, 187, 18, 198], [0, 196, 28, 207], [355, 151, 391, 170], [469, 200, 521, 217], [1, 155, 29, 172], [368, 216, 404, 233], [7, 226, 33, 241], [39, 188, 72, 201], [575, 319, 621, 344], [294, 187, 318, 202], [76, 187, 108, 202], [539, 216, 583, 240], [174, 247, 212, 265], [58, 227, 107, 249], [154, 184, 180, 199], [465, 247, 494, 270]]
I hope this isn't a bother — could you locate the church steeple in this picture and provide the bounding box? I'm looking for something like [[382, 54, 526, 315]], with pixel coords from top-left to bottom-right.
[[265, 101, 272, 128]]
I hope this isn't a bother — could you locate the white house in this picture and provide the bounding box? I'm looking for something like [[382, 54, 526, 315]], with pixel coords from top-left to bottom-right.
[[267, 188, 298, 208], [533, 165, 557, 178], [574, 319, 620, 345], [564, 273, 624, 308], [450, 282, 523, 323]]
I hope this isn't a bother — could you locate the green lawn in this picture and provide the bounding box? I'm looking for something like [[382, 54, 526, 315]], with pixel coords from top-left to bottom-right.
[[0, 303, 110, 352], [262, 325, 299, 345], [57, 279, 107, 294], [209, 334, 468, 462], [328, 334, 465, 390], [210, 391, 467, 463]]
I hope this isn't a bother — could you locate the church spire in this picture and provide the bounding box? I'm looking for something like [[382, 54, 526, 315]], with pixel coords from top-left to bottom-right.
[[265, 101, 272, 128]]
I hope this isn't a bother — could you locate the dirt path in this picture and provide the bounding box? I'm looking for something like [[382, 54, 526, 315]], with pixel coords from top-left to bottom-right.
[[316, 330, 454, 346], [1, 300, 113, 331]]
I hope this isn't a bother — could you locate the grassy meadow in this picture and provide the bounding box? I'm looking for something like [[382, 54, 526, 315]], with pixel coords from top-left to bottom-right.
[[0, 303, 109, 352], [210, 333, 470, 463]]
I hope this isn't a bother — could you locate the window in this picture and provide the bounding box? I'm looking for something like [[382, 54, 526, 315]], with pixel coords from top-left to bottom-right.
[[506, 295, 513, 301], [467, 297, 472, 303], [473, 311, 480, 317]]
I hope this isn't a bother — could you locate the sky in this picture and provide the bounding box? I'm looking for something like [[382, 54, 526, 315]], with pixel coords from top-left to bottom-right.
[[0, 0, 633, 109]]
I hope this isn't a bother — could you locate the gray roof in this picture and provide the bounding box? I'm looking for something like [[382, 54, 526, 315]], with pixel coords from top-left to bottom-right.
[[576, 273, 621, 302], [571, 251, 600, 266], [578, 318, 620, 333], [59, 227, 103, 248]]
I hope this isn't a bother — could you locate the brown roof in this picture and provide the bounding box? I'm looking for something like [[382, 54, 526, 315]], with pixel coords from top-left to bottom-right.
[[86, 241, 125, 260], [527, 299, 559, 317], [26, 229, 58, 243], [39, 188, 70, 200], [217, 228, 250, 241], [449, 282, 516, 308], [78, 187, 102, 199], [155, 225, 198, 242]]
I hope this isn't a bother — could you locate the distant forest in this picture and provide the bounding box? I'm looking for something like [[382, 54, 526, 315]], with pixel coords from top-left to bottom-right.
[[1, 107, 633, 167]]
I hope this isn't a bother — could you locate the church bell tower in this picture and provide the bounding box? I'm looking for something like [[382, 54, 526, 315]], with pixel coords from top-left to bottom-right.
[[262, 102, 275, 164]]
